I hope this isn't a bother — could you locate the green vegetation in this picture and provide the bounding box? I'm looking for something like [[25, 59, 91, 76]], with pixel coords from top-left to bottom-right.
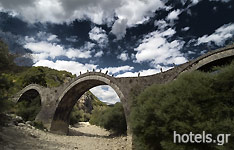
[[70, 105, 91, 125], [69, 91, 107, 125], [13, 94, 41, 121], [89, 102, 127, 135], [131, 61, 234, 150], [0, 39, 76, 122]]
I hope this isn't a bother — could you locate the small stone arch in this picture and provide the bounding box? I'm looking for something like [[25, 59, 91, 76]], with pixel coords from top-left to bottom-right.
[[50, 72, 127, 135], [188, 48, 234, 71], [172, 45, 234, 78], [13, 84, 44, 104], [12, 84, 44, 121]]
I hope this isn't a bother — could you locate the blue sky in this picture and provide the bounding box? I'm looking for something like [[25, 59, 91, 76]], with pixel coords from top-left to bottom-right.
[[0, 0, 234, 103]]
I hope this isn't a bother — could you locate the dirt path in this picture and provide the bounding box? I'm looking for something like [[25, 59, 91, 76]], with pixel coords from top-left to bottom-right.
[[0, 121, 128, 150]]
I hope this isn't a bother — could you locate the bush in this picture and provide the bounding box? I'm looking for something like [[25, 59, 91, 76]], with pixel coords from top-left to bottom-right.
[[0, 74, 13, 113], [131, 62, 234, 150], [14, 95, 41, 121], [89, 102, 127, 135]]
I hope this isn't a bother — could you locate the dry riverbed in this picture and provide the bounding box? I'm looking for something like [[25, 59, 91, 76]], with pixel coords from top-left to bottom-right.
[[0, 115, 128, 150]]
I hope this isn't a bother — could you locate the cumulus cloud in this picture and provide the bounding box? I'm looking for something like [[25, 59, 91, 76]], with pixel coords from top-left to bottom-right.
[[24, 41, 93, 62], [117, 66, 172, 77], [101, 65, 134, 75], [154, 20, 168, 31], [117, 52, 129, 61], [181, 27, 190, 31], [94, 51, 104, 57], [25, 32, 60, 43], [166, 9, 181, 21], [0, 0, 166, 39], [33, 59, 97, 75], [134, 28, 187, 66], [90, 86, 120, 104], [89, 26, 108, 47], [196, 23, 234, 46], [111, 19, 128, 40], [66, 36, 79, 42]]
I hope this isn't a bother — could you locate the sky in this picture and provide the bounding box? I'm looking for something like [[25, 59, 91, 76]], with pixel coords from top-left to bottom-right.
[[0, 0, 234, 104]]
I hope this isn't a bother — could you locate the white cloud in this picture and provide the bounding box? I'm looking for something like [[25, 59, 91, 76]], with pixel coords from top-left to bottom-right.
[[33, 59, 97, 75], [154, 20, 168, 31], [66, 36, 78, 42], [89, 27, 108, 47], [117, 66, 172, 77], [117, 52, 129, 61], [166, 9, 181, 21], [47, 34, 59, 42], [25, 32, 60, 43], [90, 86, 120, 104], [196, 23, 234, 46], [101, 65, 134, 75], [0, 0, 166, 39], [66, 48, 92, 60], [24, 41, 65, 61], [111, 19, 128, 40], [134, 28, 187, 66], [24, 41, 93, 62], [181, 27, 190, 31], [94, 51, 104, 57]]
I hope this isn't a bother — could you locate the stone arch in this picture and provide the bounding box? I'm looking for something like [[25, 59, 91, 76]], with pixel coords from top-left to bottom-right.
[[188, 47, 234, 71], [13, 84, 44, 104], [50, 72, 127, 135], [12, 84, 44, 121], [172, 45, 234, 79]]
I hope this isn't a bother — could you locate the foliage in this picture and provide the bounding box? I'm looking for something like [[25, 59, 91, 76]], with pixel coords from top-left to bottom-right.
[[70, 105, 91, 125], [69, 91, 106, 125], [131, 61, 234, 150], [13, 94, 41, 121], [0, 74, 14, 113], [33, 121, 46, 130], [18, 66, 76, 88], [89, 106, 107, 126], [90, 102, 127, 135]]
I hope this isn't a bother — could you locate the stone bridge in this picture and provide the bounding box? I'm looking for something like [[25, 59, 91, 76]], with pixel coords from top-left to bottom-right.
[[12, 44, 234, 145]]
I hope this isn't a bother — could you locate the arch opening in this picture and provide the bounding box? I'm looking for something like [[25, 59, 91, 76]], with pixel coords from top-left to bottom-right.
[[50, 76, 128, 135], [197, 55, 234, 72], [69, 85, 127, 136], [15, 89, 41, 121]]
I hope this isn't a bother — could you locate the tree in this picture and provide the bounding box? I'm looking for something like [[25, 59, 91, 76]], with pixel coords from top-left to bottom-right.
[[131, 62, 234, 150]]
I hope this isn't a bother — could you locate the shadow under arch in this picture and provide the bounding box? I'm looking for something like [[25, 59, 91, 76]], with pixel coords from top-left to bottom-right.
[[50, 73, 127, 135], [15, 85, 43, 121]]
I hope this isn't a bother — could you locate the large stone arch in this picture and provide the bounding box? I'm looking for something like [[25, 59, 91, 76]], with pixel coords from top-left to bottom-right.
[[50, 72, 127, 135]]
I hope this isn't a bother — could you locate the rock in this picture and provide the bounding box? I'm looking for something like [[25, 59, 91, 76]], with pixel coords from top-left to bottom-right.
[[26, 121, 33, 126], [76, 92, 94, 113], [122, 137, 127, 141], [29, 133, 37, 138], [17, 123, 25, 127], [12, 116, 24, 125]]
